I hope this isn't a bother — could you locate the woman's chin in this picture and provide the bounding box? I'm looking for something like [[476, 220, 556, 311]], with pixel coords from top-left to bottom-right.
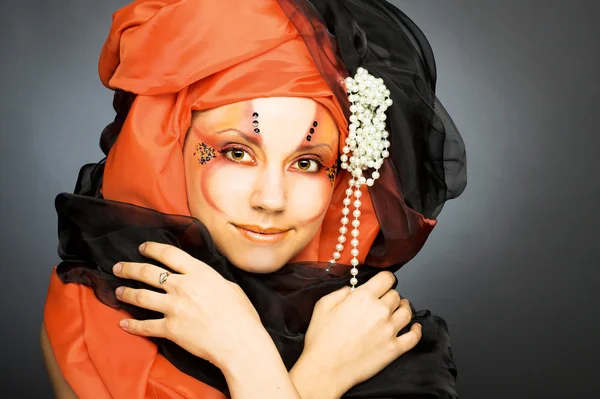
[[221, 243, 293, 274]]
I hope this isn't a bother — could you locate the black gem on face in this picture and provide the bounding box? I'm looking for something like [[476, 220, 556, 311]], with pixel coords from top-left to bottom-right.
[[310, 128, 315, 134], [313, 121, 318, 127], [306, 135, 312, 141], [195, 142, 217, 165], [252, 120, 259, 127], [254, 128, 260, 134], [252, 112, 259, 118]]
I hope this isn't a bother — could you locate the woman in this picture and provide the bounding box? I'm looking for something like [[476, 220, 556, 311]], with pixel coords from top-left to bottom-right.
[[41, 0, 467, 398]]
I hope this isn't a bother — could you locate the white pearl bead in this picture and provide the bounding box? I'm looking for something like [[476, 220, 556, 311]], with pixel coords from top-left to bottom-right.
[[333, 252, 341, 259], [339, 67, 393, 283], [336, 243, 344, 252], [351, 268, 358, 276], [350, 277, 358, 285]]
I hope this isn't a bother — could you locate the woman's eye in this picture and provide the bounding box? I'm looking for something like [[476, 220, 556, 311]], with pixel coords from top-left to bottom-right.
[[225, 148, 251, 162], [294, 159, 320, 172]]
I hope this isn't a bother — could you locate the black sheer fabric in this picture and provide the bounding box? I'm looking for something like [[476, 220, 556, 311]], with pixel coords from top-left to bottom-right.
[[56, 163, 457, 398], [279, 0, 467, 268]]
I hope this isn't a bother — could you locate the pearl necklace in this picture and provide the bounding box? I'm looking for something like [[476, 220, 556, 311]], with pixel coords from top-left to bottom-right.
[[330, 67, 392, 291]]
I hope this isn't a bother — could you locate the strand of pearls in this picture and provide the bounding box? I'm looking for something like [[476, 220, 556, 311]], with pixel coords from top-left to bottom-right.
[[330, 67, 392, 291]]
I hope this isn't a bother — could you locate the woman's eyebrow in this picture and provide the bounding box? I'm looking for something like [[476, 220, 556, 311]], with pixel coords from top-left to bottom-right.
[[295, 142, 333, 153], [214, 128, 262, 146]]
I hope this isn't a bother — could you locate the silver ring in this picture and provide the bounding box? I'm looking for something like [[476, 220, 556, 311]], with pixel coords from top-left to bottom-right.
[[159, 271, 170, 289]]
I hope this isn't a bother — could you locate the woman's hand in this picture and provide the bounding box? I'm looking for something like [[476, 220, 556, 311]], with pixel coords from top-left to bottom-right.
[[112, 241, 264, 369], [291, 271, 422, 398]]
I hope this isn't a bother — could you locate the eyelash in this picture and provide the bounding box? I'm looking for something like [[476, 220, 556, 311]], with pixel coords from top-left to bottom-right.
[[220, 146, 325, 173]]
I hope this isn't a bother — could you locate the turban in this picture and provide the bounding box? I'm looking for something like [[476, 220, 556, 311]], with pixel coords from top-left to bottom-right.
[[98, 0, 382, 266]]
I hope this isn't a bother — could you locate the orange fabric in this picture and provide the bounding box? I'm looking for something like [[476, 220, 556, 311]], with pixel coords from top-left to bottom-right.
[[44, 267, 226, 398], [44, 0, 383, 397]]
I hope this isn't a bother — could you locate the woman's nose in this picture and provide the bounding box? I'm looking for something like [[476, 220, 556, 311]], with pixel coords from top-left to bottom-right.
[[250, 168, 286, 213]]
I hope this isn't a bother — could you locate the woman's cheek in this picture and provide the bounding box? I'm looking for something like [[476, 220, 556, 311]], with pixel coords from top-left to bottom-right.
[[288, 173, 333, 225], [199, 157, 254, 214]]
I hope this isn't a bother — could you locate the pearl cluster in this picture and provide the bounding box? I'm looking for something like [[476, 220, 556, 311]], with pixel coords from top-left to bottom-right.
[[330, 67, 392, 291]]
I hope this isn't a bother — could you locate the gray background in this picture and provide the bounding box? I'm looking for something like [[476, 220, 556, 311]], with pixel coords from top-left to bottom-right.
[[1, 0, 598, 398]]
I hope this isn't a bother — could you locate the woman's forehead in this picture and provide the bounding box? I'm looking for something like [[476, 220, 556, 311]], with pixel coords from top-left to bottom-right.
[[192, 98, 339, 138]]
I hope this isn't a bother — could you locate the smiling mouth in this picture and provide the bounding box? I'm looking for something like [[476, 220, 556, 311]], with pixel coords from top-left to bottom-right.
[[233, 224, 292, 244]]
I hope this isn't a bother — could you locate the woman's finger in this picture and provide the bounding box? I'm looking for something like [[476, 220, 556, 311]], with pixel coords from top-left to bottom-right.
[[115, 286, 171, 314], [119, 317, 167, 338], [355, 271, 396, 299], [138, 242, 196, 274], [390, 298, 413, 330], [379, 289, 402, 314], [393, 323, 422, 355], [113, 261, 177, 291]]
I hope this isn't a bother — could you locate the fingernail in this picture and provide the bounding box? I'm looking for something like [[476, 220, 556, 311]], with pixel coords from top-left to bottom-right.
[[119, 319, 129, 329], [113, 263, 123, 274], [139, 242, 146, 252], [115, 286, 124, 297]]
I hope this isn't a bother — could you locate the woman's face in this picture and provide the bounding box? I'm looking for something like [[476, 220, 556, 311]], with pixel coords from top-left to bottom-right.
[[183, 97, 339, 273]]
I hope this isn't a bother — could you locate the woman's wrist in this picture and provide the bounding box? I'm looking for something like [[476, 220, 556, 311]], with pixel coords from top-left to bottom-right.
[[219, 327, 301, 398], [289, 352, 347, 399]]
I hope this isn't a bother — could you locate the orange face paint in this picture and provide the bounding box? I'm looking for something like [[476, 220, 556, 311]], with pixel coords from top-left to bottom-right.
[[183, 97, 339, 273]]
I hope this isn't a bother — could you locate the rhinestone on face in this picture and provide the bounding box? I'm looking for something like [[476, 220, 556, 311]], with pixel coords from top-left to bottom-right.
[[193, 142, 217, 165], [254, 128, 260, 134], [252, 120, 259, 127], [313, 121, 318, 127], [252, 112, 259, 118], [306, 135, 312, 141], [310, 128, 315, 134]]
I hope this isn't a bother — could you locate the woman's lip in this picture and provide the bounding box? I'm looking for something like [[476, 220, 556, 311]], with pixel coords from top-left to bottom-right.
[[233, 224, 291, 244], [234, 224, 289, 234]]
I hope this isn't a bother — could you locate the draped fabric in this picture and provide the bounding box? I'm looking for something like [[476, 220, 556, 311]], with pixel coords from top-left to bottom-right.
[[43, 0, 466, 397], [50, 165, 458, 398]]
